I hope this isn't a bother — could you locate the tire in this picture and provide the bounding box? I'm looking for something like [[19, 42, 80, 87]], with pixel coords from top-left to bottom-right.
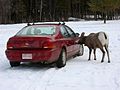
[[10, 61, 20, 67], [56, 49, 67, 68], [77, 44, 84, 56]]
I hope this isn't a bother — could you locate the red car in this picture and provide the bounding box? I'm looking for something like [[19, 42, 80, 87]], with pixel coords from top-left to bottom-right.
[[5, 23, 84, 68]]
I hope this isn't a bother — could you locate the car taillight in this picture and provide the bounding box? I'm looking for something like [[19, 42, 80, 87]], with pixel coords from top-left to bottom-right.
[[43, 42, 56, 49], [7, 41, 14, 49], [7, 46, 13, 49]]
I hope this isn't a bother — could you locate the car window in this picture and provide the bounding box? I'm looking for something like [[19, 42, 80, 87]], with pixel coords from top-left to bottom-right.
[[16, 26, 56, 36], [60, 26, 70, 38], [64, 25, 76, 37]]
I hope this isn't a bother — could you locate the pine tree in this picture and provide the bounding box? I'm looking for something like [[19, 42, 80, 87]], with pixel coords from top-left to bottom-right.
[[89, 0, 120, 23]]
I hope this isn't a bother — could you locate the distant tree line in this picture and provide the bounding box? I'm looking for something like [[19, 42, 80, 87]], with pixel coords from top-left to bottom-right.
[[89, 0, 120, 23], [0, 0, 120, 24]]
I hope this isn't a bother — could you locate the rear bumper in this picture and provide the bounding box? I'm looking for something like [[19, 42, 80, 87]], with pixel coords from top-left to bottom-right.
[[5, 49, 60, 63]]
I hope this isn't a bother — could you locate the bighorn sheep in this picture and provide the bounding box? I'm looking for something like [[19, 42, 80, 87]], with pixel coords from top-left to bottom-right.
[[78, 32, 110, 63]]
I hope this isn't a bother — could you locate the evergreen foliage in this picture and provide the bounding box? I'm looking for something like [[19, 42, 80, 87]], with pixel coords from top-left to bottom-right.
[[0, 0, 120, 24], [89, 0, 120, 23]]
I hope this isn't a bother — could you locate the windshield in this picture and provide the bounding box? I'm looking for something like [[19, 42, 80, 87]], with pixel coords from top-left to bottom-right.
[[16, 25, 56, 36]]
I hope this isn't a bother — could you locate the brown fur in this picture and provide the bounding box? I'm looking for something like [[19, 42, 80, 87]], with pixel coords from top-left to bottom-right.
[[78, 32, 110, 63]]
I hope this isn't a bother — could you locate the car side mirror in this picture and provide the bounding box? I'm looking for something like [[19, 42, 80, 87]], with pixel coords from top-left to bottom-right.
[[75, 33, 79, 37]]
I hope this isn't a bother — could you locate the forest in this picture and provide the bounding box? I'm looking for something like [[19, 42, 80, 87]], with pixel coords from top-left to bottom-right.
[[0, 0, 120, 24]]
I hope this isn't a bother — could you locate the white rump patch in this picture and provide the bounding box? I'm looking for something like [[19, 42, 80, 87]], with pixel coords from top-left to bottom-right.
[[98, 32, 109, 46]]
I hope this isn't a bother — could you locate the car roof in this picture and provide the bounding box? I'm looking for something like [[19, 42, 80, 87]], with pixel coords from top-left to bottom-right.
[[27, 22, 65, 26]]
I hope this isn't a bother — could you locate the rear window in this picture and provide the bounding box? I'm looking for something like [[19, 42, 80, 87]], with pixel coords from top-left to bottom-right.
[[16, 25, 56, 36]]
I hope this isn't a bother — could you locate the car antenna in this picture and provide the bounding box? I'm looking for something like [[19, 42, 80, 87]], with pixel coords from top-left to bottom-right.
[[58, 22, 61, 25], [62, 21, 65, 25], [27, 22, 31, 26]]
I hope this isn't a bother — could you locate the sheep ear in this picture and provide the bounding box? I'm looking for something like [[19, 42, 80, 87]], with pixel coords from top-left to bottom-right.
[[81, 32, 85, 37]]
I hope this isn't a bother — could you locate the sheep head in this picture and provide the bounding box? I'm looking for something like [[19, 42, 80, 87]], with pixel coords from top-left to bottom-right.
[[78, 32, 86, 44]]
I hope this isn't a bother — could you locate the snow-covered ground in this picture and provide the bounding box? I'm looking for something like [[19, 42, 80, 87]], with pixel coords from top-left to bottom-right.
[[0, 20, 120, 90]]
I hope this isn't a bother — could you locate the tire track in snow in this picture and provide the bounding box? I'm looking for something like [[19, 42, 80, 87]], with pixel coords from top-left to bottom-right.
[[0, 65, 56, 90]]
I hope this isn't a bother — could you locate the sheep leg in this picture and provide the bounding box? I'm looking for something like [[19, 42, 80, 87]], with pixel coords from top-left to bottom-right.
[[88, 48, 92, 60], [100, 48, 105, 63], [105, 46, 110, 63], [94, 49, 96, 60]]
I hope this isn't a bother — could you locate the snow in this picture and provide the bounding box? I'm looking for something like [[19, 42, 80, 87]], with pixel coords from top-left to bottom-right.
[[0, 20, 120, 90]]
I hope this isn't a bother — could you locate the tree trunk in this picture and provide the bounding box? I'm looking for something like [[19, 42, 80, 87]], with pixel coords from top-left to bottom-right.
[[70, 0, 73, 16], [40, 0, 43, 21], [94, 12, 97, 21], [103, 13, 106, 24]]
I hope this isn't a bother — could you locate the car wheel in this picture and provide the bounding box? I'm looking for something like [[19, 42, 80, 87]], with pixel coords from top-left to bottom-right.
[[10, 61, 20, 67], [77, 44, 84, 56], [56, 49, 67, 68]]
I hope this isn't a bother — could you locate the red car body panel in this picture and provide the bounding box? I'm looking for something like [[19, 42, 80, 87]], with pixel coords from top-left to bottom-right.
[[5, 24, 80, 63]]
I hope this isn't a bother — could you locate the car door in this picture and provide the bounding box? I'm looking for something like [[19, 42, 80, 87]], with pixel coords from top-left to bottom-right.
[[60, 26, 74, 57], [64, 25, 80, 55]]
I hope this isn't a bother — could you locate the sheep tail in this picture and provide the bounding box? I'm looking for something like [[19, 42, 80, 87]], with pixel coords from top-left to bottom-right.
[[104, 32, 107, 39]]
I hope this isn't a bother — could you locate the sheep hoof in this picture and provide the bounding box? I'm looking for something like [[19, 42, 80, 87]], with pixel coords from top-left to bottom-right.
[[94, 59, 96, 60], [108, 61, 110, 63], [101, 61, 104, 63]]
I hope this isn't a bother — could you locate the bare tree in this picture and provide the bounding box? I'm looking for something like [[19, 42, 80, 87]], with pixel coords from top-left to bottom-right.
[[39, 0, 43, 21]]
